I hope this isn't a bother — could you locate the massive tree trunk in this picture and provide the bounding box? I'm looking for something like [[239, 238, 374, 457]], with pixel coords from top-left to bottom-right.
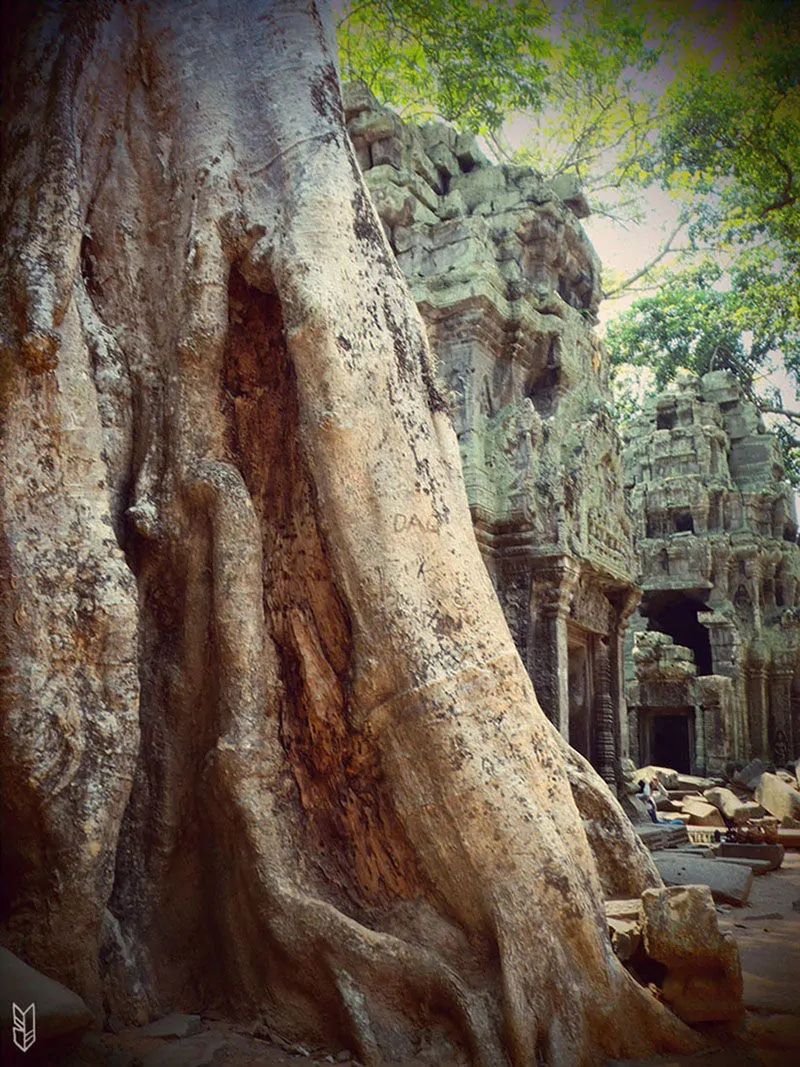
[[1, 2, 700, 1063]]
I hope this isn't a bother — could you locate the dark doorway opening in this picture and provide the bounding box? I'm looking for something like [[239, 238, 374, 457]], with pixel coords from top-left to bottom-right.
[[652, 714, 691, 773], [644, 592, 713, 675], [656, 408, 677, 430], [568, 639, 592, 763]]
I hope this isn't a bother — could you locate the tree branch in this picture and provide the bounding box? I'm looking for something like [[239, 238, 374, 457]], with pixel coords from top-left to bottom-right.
[[603, 213, 689, 299], [757, 404, 800, 427], [760, 148, 796, 216]]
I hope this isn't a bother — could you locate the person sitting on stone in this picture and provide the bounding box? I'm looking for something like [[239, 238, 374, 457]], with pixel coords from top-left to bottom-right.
[[650, 775, 669, 800], [637, 777, 684, 827], [636, 779, 658, 823]]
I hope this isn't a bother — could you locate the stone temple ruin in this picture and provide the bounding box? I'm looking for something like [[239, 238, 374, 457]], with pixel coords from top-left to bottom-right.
[[345, 84, 638, 787], [624, 370, 800, 775], [345, 85, 800, 783]]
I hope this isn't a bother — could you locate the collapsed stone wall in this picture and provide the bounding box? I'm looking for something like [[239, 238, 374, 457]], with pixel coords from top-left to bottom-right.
[[344, 85, 638, 785], [624, 369, 800, 772]]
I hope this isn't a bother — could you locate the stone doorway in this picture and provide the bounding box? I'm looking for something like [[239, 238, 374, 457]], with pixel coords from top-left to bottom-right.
[[651, 710, 693, 773], [568, 634, 594, 763]]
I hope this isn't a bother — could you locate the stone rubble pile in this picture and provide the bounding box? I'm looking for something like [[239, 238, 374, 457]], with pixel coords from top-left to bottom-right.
[[626, 757, 800, 835], [603, 764, 800, 1026], [617, 757, 800, 909], [604, 885, 743, 1023]]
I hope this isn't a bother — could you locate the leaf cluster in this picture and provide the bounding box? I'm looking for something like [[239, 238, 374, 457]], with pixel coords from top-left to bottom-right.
[[513, 0, 667, 221], [652, 0, 800, 258], [605, 260, 799, 387], [605, 257, 800, 483], [337, 0, 551, 133]]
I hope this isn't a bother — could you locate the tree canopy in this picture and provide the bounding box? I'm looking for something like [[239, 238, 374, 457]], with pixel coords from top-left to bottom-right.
[[336, 0, 551, 133]]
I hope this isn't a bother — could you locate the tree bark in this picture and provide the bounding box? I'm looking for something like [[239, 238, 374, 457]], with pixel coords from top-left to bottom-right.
[[1, 2, 700, 1062]]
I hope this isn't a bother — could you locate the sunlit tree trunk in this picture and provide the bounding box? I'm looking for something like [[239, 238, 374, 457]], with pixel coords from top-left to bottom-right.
[[0, 2, 699, 1062]]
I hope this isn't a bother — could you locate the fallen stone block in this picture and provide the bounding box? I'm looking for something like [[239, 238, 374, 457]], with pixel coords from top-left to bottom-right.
[[753, 772, 800, 826], [706, 856, 772, 875], [675, 774, 720, 791], [777, 827, 800, 848], [670, 846, 716, 859], [733, 758, 768, 791], [652, 853, 754, 905], [680, 798, 725, 827], [633, 765, 680, 790], [641, 884, 742, 1022], [605, 899, 642, 921], [607, 917, 641, 962], [635, 823, 690, 851], [0, 947, 93, 1058], [704, 786, 766, 825], [714, 843, 784, 872]]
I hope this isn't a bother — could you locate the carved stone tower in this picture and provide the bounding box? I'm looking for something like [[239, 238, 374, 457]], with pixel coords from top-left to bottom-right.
[[624, 369, 800, 772]]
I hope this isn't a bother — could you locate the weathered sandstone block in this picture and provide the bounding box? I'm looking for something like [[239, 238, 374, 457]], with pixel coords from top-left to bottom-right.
[[641, 885, 742, 1022], [680, 798, 725, 827], [703, 786, 766, 825], [754, 773, 800, 826], [652, 853, 753, 905]]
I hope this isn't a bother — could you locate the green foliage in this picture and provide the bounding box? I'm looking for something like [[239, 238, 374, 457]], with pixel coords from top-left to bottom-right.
[[653, 0, 800, 253], [336, 0, 551, 133], [774, 423, 800, 486], [604, 261, 800, 387], [514, 0, 667, 221], [608, 362, 655, 436], [643, 0, 800, 320], [605, 261, 800, 484]]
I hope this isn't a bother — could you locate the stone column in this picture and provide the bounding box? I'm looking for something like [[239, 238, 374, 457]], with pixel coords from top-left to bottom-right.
[[615, 590, 642, 767], [593, 638, 616, 787], [745, 646, 769, 759], [769, 659, 794, 766], [693, 701, 706, 776], [529, 557, 580, 740], [627, 702, 641, 767]]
